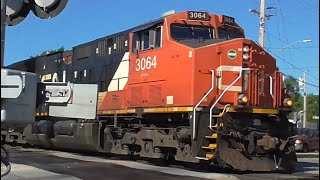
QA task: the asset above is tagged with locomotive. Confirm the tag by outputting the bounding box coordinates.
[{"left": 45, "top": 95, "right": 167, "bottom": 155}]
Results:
[{"left": 2, "top": 10, "right": 297, "bottom": 172}]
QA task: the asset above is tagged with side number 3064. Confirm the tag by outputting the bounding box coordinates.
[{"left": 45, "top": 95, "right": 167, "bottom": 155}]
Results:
[{"left": 135, "top": 56, "right": 157, "bottom": 71}]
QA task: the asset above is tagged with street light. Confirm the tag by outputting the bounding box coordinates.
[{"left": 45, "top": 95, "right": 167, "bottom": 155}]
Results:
[{"left": 270, "top": 39, "right": 312, "bottom": 55}]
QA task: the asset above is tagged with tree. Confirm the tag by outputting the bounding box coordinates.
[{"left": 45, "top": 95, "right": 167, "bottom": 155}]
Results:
[
  {"left": 284, "top": 76, "right": 303, "bottom": 118},
  {"left": 29, "top": 46, "right": 65, "bottom": 58},
  {"left": 306, "top": 94, "right": 319, "bottom": 122},
  {"left": 284, "top": 76, "right": 319, "bottom": 122}
]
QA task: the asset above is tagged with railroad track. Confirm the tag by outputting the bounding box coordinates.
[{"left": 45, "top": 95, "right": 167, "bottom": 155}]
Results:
[{"left": 3, "top": 145, "right": 319, "bottom": 180}]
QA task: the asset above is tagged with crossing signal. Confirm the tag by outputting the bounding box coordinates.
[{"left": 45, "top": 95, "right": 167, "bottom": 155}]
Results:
[
  {"left": 32, "top": 0, "right": 68, "bottom": 19},
  {"left": 5, "top": 0, "right": 68, "bottom": 26},
  {"left": 5, "top": 0, "right": 31, "bottom": 26}
]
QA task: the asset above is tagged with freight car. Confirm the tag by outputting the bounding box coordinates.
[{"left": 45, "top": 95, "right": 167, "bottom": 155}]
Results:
[{"left": 2, "top": 10, "right": 297, "bottom": 172}]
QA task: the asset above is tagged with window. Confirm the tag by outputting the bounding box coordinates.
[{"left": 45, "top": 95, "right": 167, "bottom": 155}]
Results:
[
  {"left": 218, "top": 26, "right": 244, "bottom": 40},
  {"left": 171, "top": 24, "right": 214, "bottom": 40},
  {"left": 142, "top": 31, "right": 150, "bottom": 50},
  {"left": 155, "top": 26, "right": 162, "bottom": 47},
  {"left": 132, "top": 25, "right": 162, "bottom": 52}
]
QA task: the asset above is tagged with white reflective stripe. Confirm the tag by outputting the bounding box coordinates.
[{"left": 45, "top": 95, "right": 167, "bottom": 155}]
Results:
[
  {"left": 216, "top": 65, "right": 243, "bottom": 92},
  {"left": 220, "top": 85, "right": 242, "bottom": 92},
  {"left": 52, "top": 73, "right": 58, "bottom": 82},
  {"left": 107, "top": 52, "right": 129, "bottom": 92},
  {"left": 41, "top": 74, "right": 52, "bottom": 82},
  {"left": 217, "top": 65, "right": 242, "bottom": 72},
  {"left": 108, "top": 80, "right": 118, "bottom": 92}
]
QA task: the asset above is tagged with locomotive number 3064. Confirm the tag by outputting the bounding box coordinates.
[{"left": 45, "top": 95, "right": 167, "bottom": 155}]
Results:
[{"left": 135, "top": 56, "right": 157, "bottom": 71}]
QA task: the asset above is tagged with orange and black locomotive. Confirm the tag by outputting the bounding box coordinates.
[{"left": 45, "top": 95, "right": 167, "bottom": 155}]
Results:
[{"left": 3, "top": 10, "right": 296, "bottom": 172}]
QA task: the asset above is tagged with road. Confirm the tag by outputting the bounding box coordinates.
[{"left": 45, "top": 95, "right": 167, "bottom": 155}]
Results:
[{"left": 1, "top": 147, "right": 319, "bottom": 180}]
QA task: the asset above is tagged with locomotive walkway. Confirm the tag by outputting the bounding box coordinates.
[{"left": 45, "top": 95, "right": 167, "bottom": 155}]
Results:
[{"left": 1, "top": 147, "right": 319, "bottom": 180}]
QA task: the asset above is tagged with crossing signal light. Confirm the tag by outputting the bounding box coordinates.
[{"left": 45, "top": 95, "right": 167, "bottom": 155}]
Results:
[
  {"left": 5, "top": 0, "right": 68, "bottom": 26},
  {"left": 5, "top": 0, "right": 31, "bottom": 26},
  {"left": 32, "top": 0, "right": 68, "bottom": 19}
]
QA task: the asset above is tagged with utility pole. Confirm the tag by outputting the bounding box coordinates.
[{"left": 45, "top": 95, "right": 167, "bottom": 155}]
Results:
[
  {"left": 249, "top": 0, "right": 275, "bottom": 49},
  {"left": 303, "top": 71, "right": 307, "bottom": 128},
  {"left": 259, "top": 0, "right": 266, "bottom": 48}
]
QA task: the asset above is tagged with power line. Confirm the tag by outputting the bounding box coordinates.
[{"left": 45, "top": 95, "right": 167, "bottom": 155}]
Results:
[
  {"left": 266, "top": 46, "right": 319, "bottom": 49},
  {"left": 272, "top": 0, "right": 281, "bottom": 42},
  {"left": 271, "top": 53, "right": 319, "bottom": 80},
  {"left": 283, "top": 74, "right": 319, "bottom": 88},
  {"left": 281, "top": 66, "right": 319, "bottom": 70},
  {"left": 265, "top": 32, "right": 304, "bottom": 53},
  {"left": 250, "top": 1, "right": 318, "bottom": 85},
  {"left": 248, "top": 0, "right": 260, "bottom": 5},
  {"left": 277, "top": 7, "right": 295, "bottom": 61},
  {"left": 291, "top": 0, "right": 314, "bottom": 17}
]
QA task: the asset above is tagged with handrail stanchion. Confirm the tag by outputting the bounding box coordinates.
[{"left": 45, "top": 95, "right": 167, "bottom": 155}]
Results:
[
  {"left": 209, "top": 68, "right": 249, "bottom": 124},
  {"left": 192, "top": 70, "right": 215, "bottom": 140},
  {"left": 269, "top": 76, "right": 274, "bottom": 100}
]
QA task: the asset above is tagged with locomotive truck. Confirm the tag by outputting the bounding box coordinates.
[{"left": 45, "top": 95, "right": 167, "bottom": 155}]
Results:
[{"left": 2, "top": 10, "right": 297, "bottom": 172}]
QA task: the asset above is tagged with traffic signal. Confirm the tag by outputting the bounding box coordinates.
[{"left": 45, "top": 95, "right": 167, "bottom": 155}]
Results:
[{"left": 5, "top": 0, "right": 68, "bottom": 26}]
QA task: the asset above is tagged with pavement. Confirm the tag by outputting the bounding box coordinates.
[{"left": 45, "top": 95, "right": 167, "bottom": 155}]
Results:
[
  {"left": 2, "top": 163, "right": 80, "bottom": 180},
  {"left": 1, "top": 147, "right": 319, "bottom": 180}
]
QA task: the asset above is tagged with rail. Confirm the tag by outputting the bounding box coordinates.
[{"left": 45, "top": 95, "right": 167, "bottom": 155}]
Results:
[
  {"left": 209, "top": 68, "right": 249, "bottom": 124},
  {"left": 192, "top": 70, "right": 215, "bottom": 140}
]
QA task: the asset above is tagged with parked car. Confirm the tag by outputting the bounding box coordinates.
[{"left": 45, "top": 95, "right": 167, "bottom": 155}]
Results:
[{"left": 293, "top": 128, "right": 319, "bottom": 153}]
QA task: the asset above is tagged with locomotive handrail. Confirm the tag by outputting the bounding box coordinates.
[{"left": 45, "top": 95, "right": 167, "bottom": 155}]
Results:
[
  {"left": 192, "top": 70, "right": 215, "bottom": 140},
  {"left": 269, "top": 76, "right": 274, "bottom": 100},
  {"left": 209, "top": 68, "right": 250, "bottom": 125}
]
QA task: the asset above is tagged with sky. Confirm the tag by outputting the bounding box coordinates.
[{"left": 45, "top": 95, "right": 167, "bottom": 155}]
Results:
[{"left": 4, "top": 0, "right": 319, "bottom": 94}]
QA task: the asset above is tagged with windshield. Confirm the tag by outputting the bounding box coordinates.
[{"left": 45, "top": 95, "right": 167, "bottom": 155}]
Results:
[
  {"left": 218, "top": 26, "right": 244, "bottom": 40},
  {"left": 171, "top": 24, "right": 214, "bottom": 40}
]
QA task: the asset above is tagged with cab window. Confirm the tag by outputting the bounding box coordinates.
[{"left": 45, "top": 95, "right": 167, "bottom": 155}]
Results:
[
  {"left": 170, "top": 23, "right": 215, "bottom": 40},
  {"left": 218, "top": 26, "right": 244, "bottom": 40},
  {"left": 132, "top": 25, "right": 162, "bottom": 53}
]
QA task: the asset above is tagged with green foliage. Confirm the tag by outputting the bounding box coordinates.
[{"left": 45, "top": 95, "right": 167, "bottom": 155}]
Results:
[
  {"left": 284, "top": 76, "right": 300, "bottom": 95},
  {"left": 29, "top": 46, "right": 65, "bottom": 58},
  {"left": 306, "top": 94, "right": 319, "bottom": 122}
]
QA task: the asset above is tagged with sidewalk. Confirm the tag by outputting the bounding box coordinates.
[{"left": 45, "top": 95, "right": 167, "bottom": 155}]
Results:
[{"left": 1, "top": 163, "right": 80, "bottom": 180}]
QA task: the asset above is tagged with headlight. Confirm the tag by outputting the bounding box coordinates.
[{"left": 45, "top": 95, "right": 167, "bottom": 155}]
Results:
[
  {"left": 238, "top": 94, "right": 248, "bottom": 104},
  {"left": 243, "top": 53, "right": 250, "bottom": 60},
  {"left": 243, "top": 45, "right": 250, "bottom": 53},
  {"left": 295, "top": 139, "right": 302, "bottom": 144},
  {"left": 283, "top": 98, "right": 293, "bottom": 107}
]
